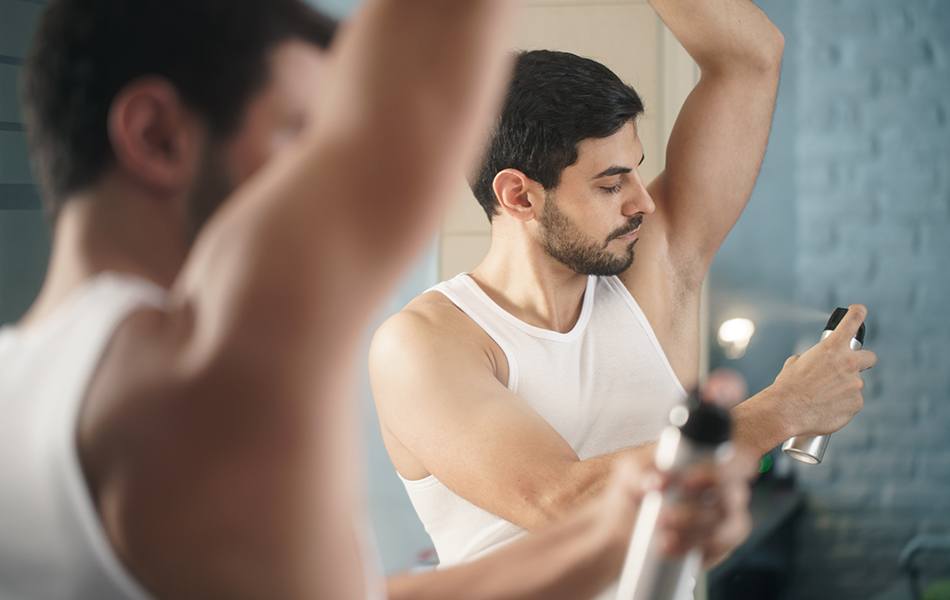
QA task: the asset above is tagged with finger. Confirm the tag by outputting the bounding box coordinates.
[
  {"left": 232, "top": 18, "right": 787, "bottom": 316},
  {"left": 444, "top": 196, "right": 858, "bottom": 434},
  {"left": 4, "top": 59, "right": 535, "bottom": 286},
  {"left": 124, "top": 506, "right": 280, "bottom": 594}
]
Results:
[
  {"left": 660, "top": 479, "right": 750, "bottom": 558},
  {"left": 701, "top": 484, "right": 752, "bottom": 566},
  {"left": 662, "top": 526, "right": 712, "bottom": 558},
  {"left": 660, "top": 531, "right": 689, "bottom": 557},
  {"left": 699, "top": 450, "right": 757, "bottom": 486},
  {"left": 659, "top": 497, "right": 724, "bottom": 526},
  {"left": 611, "top": 453, "right": 656, "bottom": 485},
  {"left": 678, "top": 465, "right": 719, "bottom": 493},
  {"left": 631, "top": 469, "right": 671, "bottom": 498},
  {"left": 659, "top": 497, "right": 726, "bottom": 539},
  {"left": 782, "top": 354, "right": 799, "bottom": 368},
  {"left": 854, "top": 349, "right": 877, "bottom": 371},
  {"left": 661, "top": 508, "right": 725, "bottom": 553},
  {"left": 679, "top": 451, "right": 757, "bottom": 494},
  {"left": 661, "top": 531, "right": 697, "bottom": 557},
  {"left": 702, "top": 509, "right": 752, "bottom": 567},
  {"left": 610, "top": 456, "right": 642, "bottom": 485},
  {"left": 728, "top": 448, "right": 760, "bottom": 482},
  {"left": 828, "top": 304, "right": 867, "bottom": 345}
]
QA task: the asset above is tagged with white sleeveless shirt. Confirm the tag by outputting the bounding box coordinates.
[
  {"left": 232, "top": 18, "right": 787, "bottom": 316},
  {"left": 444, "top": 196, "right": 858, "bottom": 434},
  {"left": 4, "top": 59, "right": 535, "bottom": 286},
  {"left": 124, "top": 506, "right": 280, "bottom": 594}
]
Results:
[
  {"left": 401, "top": 273, "right": 687, "bottom": 569},
  {"left": 0, "top": 273, "right": 385, "bottom": 600},
  {"left": 0, "top": 273, "right": 164, "bottom": 600},
  {"left": 0, "top": 272, "right": 387, "bottom": 600}
]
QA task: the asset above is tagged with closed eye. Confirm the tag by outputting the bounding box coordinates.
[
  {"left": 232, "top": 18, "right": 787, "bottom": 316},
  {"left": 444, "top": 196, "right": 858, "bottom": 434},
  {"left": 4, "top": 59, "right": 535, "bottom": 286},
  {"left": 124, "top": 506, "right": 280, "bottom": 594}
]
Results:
[{"left": 600, "top": 184, "right": 623, "bottom": 194}]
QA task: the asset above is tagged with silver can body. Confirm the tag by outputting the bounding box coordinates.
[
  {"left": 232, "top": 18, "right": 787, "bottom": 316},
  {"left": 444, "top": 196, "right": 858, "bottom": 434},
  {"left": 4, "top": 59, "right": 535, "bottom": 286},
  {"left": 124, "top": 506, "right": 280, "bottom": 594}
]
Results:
[
  {"left": 611, "top": 427, "right": 732, "bottom": 600},
  {"left": 782, "top": 331, "right": 863, "bottom": 464}
]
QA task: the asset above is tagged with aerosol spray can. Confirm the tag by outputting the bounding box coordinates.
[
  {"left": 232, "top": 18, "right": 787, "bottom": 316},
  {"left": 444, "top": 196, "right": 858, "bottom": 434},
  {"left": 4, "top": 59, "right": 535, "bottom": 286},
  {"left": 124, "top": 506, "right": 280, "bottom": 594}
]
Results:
[
  {"left": 782, "top": 307, "right": 866, "bottom": 465},
  {"left": 614, "top": 400, "right": 733, "bottom": 600}
]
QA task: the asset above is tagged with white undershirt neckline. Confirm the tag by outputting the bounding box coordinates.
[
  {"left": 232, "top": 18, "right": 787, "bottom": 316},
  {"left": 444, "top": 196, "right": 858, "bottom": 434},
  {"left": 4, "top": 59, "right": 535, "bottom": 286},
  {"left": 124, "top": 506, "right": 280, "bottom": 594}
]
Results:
[{"left": 457, "top": 274, "right": 597, "bottom": 343}]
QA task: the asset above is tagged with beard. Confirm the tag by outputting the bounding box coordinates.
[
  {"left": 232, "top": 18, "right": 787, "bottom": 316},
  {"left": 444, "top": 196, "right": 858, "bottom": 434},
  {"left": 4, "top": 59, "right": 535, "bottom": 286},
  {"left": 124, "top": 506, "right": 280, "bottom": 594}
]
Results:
[
  {"left": 537, "top": 192, "right": 640, "bottom": 276},
  {"left": 184, "top": 143, "right": 236, "bottom": 243}
]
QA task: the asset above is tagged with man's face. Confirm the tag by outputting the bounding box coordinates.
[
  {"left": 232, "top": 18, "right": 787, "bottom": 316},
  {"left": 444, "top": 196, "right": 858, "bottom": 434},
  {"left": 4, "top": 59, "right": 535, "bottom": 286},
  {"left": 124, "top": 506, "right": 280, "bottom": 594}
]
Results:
[
  {"left": 536, "top": 120, "right": 655, "bottom": 276},
  {"left": 186, "top": 40, "right": 327, "bottom": 237}
]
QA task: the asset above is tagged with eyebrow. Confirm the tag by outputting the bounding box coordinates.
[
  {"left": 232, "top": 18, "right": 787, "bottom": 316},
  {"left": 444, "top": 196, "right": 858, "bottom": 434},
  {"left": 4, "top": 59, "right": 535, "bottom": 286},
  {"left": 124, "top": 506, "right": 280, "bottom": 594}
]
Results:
[{"left": 592, "top": 155, "right": 645, "bottom": 179}]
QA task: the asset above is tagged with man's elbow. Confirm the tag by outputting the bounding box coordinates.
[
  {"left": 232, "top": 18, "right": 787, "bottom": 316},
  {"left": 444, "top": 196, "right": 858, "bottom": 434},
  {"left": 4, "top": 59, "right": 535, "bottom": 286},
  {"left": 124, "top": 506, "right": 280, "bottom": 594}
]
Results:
[
  {"left": 703, "top": 25, "right": 785, "bottom": 77},
  {"left": 744, "top": 25, "right": 785, "bottom": 75},
  {"left": 758, "top": 26, "right": 785, "bottom": 72}
]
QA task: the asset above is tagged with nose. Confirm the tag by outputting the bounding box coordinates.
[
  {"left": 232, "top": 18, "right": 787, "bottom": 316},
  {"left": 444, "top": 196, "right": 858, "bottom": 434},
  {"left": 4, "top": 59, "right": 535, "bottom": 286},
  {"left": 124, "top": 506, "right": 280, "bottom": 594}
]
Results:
[{"left": 621, "top": 178, "right": 655, "bottom": 217}]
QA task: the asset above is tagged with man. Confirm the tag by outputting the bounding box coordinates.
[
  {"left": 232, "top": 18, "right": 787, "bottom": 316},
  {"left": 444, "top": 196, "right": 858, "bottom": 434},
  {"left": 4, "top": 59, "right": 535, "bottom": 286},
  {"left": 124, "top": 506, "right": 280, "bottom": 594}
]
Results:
[
  {"left": 0, "top": 0, "right": 750, "bottom": 598},
  {"left": 371, "top": 0, "right": 877, "bottom": 575}
]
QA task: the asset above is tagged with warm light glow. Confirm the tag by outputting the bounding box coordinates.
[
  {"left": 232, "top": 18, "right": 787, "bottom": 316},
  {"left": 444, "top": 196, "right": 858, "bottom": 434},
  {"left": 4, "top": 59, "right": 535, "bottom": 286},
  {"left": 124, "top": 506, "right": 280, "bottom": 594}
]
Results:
[{"left": 718, "top": 318, "right": 756, "bottom": 359}]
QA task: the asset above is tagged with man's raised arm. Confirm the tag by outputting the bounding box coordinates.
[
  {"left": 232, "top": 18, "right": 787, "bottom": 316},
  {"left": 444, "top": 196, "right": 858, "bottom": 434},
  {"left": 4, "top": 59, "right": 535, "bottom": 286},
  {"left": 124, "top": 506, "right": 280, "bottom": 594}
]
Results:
[
  {"left": 108, "top": 2, "right": 516, "bottom": 598},
  {"left": 629, "top": 0, "right": 784, "bottom": 289},
  {"left": 179, "top": 0, "right": 517, "bottom": 321}
]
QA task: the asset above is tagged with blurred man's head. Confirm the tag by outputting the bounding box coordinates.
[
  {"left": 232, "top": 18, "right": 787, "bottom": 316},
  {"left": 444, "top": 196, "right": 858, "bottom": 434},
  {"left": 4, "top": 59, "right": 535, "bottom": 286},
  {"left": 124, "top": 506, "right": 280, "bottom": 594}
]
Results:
[
  {"left": 21, "top": 0, "right": 336, "bottom": 238},
  {"left": 472, "top": 50, "right": 656, "bottom": 276}
]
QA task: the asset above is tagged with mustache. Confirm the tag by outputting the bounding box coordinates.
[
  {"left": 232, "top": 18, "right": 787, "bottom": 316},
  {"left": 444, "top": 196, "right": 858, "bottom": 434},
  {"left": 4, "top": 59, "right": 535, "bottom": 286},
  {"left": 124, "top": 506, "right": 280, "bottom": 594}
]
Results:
[{"left": 607, "top": 215, "right": 644, "bottom": 241}]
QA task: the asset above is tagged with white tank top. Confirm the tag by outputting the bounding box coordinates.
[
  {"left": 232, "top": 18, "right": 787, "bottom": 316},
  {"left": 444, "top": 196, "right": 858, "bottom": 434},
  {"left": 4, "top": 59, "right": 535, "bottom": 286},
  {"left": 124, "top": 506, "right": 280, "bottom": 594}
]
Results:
[
  {"left": 401, "top": 273, "right": 687, "bottom": 570},
  {"left": 0, "top": 273, "right": 165, "bottom": 600},
  {"left": 0, "top": 273, "right": 386, "bottom": 600}
]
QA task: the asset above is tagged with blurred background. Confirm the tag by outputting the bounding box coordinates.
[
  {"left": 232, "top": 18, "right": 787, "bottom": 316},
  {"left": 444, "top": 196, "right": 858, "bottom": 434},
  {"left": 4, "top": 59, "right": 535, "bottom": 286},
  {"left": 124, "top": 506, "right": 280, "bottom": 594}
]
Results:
[{"left": 1, "top": 0, "right": 948, "bottom": 598}]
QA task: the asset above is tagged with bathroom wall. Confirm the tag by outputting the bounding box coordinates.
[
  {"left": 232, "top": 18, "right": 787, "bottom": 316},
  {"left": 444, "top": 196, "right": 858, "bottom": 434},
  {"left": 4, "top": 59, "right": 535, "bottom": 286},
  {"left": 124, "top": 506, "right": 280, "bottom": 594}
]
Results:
[
  {"left": 713, "top": 1, "right": 950, "bottom": 596},
  {"left": 0, "top": 0, "right": 48, "bottom": 324},
  {"left": 790, "top": 0, "right": 950, "bottom": 596}
]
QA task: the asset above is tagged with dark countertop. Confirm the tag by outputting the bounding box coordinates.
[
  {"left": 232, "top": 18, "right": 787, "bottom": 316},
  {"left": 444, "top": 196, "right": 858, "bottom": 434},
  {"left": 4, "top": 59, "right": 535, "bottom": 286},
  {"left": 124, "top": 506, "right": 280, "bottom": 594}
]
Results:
[{"left": 708, "top": 478, "right": 805, "bottom": 583}]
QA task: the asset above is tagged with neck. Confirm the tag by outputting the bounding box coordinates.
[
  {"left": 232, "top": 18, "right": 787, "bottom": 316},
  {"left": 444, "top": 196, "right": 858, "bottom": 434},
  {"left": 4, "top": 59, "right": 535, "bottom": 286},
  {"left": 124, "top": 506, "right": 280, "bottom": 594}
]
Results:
[
  {"left": 470, "top": 220, "right": 590, "bottom": 333},
  {"left": 20, "top": 181, "right": 188, "bottom": 327}
]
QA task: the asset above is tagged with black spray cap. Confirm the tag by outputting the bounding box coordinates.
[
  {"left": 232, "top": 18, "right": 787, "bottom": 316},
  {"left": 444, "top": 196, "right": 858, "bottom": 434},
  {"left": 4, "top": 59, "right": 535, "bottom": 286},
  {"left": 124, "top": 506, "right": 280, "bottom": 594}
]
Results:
[
  {"left": 825, "top": 307, "right": 866, "bottom": 345},
  {"left": 672, "top": 396, "right": 732, "bottom": 446}
]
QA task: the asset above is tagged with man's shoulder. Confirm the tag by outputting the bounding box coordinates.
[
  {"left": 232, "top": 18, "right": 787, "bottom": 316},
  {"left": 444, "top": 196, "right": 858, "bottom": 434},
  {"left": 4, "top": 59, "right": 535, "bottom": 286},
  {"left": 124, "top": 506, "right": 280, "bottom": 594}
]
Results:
[
  {"left": 371, "top": 289, "right": 495, "bottom": 376},
  {"left": 407, "top": 288, "right": 462, "bottom": 318},
  {"left": 383, "top": 289, "right": 481, "bottom": 341}
]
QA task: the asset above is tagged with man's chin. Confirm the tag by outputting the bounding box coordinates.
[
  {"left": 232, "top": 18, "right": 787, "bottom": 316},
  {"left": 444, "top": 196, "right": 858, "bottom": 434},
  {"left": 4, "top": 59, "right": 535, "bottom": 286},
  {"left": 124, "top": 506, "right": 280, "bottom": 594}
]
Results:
[
  {"left": 606, "top": 250, "right": 636, "bottom": 276},
  {"left": 578, "top": 254, "right": 634, "bottom": 277}
]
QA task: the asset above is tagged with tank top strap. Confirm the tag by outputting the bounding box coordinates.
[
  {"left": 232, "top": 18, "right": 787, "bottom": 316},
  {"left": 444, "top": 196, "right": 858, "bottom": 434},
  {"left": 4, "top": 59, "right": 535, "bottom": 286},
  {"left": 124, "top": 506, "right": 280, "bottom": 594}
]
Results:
[{"left": 428, "top": 274, "right": 522, "bottom": 392}]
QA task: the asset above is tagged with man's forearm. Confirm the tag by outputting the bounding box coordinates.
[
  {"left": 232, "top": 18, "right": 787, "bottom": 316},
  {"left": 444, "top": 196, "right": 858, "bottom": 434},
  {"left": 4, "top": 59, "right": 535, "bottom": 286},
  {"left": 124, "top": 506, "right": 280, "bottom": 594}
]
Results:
[
  {"left": 387, "top": 502, "right": 625, "bottom": 600},
  {"left": 648, "top": 0, "right": 784, "bottom": 73},
  {"left": 540, "top": 392, "right": 790, "bottom": 527},
  {"left": 731, "top": 385, "right": 795, "bottom": 456},
  {"left": 505, "top": 445, "right": 654, "bottom": 530}
]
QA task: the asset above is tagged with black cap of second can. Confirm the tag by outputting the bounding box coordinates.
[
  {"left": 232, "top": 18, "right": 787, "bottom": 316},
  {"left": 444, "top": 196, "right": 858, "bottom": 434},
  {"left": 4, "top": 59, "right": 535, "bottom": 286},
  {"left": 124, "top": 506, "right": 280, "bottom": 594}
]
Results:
[
  {"left": 677, "top": 402, "right": 732, "bottom": 446},
  {"left": 825, "top": 307, "right": 866, "bottom": 345}
]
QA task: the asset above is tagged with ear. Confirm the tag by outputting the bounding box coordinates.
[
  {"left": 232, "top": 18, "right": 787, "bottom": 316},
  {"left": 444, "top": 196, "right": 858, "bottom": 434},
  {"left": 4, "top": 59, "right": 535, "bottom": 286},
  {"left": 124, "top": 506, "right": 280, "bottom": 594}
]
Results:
[
  {"left": 107, "top": 77, "right": 204, "bottom": 193},
  {"left": 492, "top": 168, "right": 541, "bottom": 222}
]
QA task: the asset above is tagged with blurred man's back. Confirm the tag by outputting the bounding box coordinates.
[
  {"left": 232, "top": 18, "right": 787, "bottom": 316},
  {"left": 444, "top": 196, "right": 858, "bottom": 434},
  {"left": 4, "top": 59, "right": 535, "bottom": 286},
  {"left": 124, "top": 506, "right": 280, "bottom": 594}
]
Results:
[{"left": 0, "top": 0, "right": 513, "bottom": 597}]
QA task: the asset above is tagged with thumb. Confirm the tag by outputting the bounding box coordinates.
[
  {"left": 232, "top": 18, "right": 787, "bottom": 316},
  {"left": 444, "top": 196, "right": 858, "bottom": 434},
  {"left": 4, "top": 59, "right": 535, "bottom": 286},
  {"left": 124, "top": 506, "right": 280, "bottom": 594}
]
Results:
[{"left": 609, "top": 456, "right": 649, "bottom": 501}]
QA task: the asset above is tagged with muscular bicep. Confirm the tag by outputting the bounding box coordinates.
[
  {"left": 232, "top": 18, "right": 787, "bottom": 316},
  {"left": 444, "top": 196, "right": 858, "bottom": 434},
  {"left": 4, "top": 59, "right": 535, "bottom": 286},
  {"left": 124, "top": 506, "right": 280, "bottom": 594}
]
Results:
[
  {"left": 640, "top": 67, "right": 781, "bottom": 287},
  {"left": 370, "top": 312, "right": 586, "bottom": 530},
  {"left": 622, "top": 69, "right": 780, "bottom": 386}
]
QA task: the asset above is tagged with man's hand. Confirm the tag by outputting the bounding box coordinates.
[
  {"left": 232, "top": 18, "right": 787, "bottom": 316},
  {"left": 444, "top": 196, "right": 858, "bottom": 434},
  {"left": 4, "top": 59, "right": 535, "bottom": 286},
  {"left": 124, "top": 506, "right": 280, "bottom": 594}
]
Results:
[
  {"left": 596, "top": 448, "right": 755, "bottom": 573},
  {"left": 772, "top": 304, "right": 878, "bottom": 437},
  {"left": 657, "top": 449, "right": 756, "bottom": 568}
]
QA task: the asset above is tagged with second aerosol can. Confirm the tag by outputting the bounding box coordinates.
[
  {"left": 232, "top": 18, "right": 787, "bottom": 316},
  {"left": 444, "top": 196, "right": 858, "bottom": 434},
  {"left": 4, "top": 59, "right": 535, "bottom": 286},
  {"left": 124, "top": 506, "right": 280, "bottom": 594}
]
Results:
[
  {"left": 613, "top": 400, "right": 733, "bottom": 600},
  {"left": 782, "top": 307, "right": 867, "bottom": 465}
]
